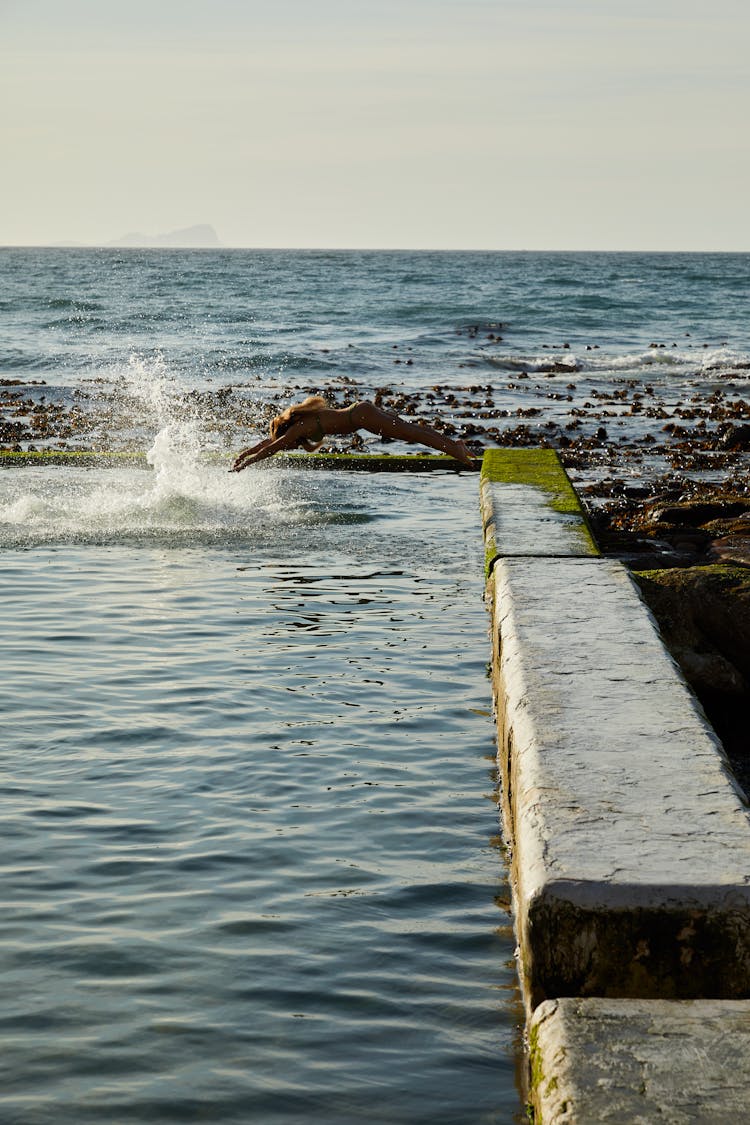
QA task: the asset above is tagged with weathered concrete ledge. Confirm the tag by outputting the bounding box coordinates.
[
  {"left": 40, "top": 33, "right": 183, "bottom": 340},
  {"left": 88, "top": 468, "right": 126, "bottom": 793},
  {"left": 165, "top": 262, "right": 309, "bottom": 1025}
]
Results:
[
  {"left": 483, "top": 451, "right": 750, "bottom": 1006},
  {"left": 482, "top": 448, "right": 750, "bottom": 1118},
  {"left": 530, "top": 997, "right": 750, "bottom": 1123},
  {"left": 492, "top": 555, "right": 750, "bottom": 1008},
  {"left": 0, "top": 450, "right": 150, "bottom": 468},
  {"left": 0, "top": 450, "right": 479, "bottom": 472},
  {"left": 480, "top": 448, "right": 598, "bottom": 573}
]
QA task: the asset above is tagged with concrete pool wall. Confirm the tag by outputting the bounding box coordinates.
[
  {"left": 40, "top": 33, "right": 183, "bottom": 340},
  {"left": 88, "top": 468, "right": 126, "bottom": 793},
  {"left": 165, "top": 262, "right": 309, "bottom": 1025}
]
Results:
[
  {"left": 0, "top": 450, "right": 476, "bottom": 471},
  {"left": 481, "top": 448, "right": 750, "bottom": 1122}
]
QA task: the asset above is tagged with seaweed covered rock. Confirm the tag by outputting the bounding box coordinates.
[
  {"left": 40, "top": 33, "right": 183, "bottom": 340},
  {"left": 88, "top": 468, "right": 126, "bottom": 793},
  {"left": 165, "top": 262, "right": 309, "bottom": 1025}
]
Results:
[
  {"left": 709, "top": 534, "right": 750, "bottom": 568},
  {"left": 646, "top": 498, "right": 750, "bottom": 528}
]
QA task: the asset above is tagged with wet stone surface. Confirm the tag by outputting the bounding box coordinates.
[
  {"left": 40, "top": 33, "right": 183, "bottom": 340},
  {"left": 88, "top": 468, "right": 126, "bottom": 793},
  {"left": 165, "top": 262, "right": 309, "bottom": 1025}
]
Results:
[
  {"left": 490, "top": 556, "right": 750, "bottom": 1007},
  {"left": 530, "top": 997, "right": 750, "bottom": 1124}
]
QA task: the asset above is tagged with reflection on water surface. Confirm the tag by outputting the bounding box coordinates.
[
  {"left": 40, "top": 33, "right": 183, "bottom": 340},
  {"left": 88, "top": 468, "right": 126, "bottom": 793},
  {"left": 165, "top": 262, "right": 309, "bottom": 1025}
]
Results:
[{"left": 0, "top": 468, "right": 521, "bottom": 1123}]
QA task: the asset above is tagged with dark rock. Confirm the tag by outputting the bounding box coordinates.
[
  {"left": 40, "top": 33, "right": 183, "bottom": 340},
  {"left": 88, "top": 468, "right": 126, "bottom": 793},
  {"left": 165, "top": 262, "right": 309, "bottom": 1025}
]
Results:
[
  {"left": 709, "top": 536, "right": 750, "bottom": 568},
  {"left": 702, "top": 514, "right": 750, "bottom": 537},
  {"left": 634, "top": 566, "right": 750, "bottom": 778},
  {"left": 647, "top": 499, "right": 750, "bottom": 527},
  {"left": 716, "top": 424, "right": 750, "bottom": 451},
  {"left": 636, "top": 566, "right": 750, "bottom": 681}
]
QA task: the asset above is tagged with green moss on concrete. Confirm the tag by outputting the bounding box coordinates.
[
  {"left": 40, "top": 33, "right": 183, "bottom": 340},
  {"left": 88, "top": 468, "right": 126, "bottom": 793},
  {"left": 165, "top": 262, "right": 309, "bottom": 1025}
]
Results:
[
  {"left": 528, "top": 1021, "right": 545, "bottom": 1093},
  {"left": 480, "top": 448, "right": 599, "bottom": 573},
  {"left": 480, "top": 448, "right": 583, "bottom": 515},
  {"left": 528, "top": 1018, "right": 563, "bottom": 1121},
  {"left": 0, "top": 450, "right": 479, "bottom": 473},
  {"left": 0, "top": 450, "right": 150, "bottom": 468}
]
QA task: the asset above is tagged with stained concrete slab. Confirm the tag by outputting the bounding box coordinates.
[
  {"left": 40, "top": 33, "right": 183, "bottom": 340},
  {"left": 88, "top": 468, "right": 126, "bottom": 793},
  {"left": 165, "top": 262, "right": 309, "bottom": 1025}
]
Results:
[
  {"left": 482, "top": 479, "right": 595, "bottom": 559},
  {"left": 479, "top": 448, "right": 597, "bottom": 569},
  {"left": 530, "top": 996, "right": 750, "bottom": 1124},
  {"left": 490, "top": 555, "right": 750, "bottom": 1007}
]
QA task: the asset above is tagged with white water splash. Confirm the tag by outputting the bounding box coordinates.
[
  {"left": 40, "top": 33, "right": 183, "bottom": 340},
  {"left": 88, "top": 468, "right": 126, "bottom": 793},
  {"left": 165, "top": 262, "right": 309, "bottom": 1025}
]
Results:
[
  {"left": 147, "top": 419, "right": 211, "bottom": 503},
  {"left": 0, "top": 355, "right": 315, "bottom": 546},
  {"left": 120, "top": 352, "right": 179, "bottom": 424},
  {"left": 0, "top": 457, "right": 315, "bottom": 547}
]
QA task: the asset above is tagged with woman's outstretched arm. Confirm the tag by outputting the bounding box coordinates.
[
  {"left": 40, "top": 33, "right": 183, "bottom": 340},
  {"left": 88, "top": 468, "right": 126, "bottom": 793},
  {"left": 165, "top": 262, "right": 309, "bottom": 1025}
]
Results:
[{"left": 230, "top": 422, "right": 307, "bottom": 472}]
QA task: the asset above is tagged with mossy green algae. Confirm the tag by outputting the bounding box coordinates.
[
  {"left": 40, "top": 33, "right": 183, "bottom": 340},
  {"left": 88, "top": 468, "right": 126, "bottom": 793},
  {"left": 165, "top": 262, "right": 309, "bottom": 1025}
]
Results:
[
  {"left": 481, "top": 448, "right": 582, "bottom": 514},
  {"left": 480, "top": 448, "right": 599, "bottom": 573},
  {"left": 528, "top": 1018, "right": 563, "bottom": 1122},
  {"left": 0, "top": 450, "right": 149, "bottom": 468},
  {"left": 0, "top": 450, "right": 479, "bottom": 472}
]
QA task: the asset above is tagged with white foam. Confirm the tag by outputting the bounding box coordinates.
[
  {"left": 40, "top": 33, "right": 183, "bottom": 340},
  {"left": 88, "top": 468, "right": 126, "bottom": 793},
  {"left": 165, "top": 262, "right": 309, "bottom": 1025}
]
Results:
[
  {"left": 487, "top": 345, "right": 750, "bottom": 377},
  {"left": 0, "top": 355, "right": 317, "bottom": 546},
  {"left": 0, "top": 457, "right": 317, "bottom": 546}
]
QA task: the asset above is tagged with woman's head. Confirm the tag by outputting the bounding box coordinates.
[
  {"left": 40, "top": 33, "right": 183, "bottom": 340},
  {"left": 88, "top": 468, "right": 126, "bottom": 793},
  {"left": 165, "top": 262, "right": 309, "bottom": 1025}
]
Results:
[{"left": 271, "top": 396, "right": 328, "bottom": 451}]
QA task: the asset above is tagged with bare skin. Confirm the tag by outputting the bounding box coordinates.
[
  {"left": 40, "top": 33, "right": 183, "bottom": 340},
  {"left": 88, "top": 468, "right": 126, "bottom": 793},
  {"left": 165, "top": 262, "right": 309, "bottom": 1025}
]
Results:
[{"left": 230, "top": 401, "right": 477, "bottom": 471}]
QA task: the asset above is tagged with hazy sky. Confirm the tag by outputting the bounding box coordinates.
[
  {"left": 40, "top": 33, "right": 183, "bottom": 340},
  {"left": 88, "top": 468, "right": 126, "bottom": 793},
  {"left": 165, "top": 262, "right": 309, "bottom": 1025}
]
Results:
[{"left": 1, "top": 0, "right": 748, "bottom": 249}]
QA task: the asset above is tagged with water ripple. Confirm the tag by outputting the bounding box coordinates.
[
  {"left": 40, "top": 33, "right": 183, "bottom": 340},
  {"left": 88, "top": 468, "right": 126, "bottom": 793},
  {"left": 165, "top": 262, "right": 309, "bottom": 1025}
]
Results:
[{"left": 0, "top": 472, "right": 519, "bottom": 1123}]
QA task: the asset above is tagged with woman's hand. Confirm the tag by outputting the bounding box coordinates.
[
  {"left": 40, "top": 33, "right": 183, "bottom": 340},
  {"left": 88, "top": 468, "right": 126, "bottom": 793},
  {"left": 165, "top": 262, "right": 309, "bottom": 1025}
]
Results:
[
  {"left": 230, "top": 451, "right": 257, "bottom": 472},
  {"left": 230, "top": 424, "right": 303, "bottom": 472},
  {"left": 231, "top": 438, "right": 274, "bottom": 472},
  {"left": 229, "top": 423, "right": 310, "bottom": 472}
]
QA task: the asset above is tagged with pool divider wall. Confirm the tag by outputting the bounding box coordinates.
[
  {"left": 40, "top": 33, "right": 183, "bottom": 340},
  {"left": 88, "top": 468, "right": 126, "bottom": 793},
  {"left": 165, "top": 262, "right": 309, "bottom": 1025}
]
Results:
[
  {"left": 480, "top": 447, "right": 750, "bottom": 1121},
  {"left": 0, "top": 450, "right": 479, "bottom": 472},
  {"left": 480, "top": 448, "right": 598, "bottom": 573}
]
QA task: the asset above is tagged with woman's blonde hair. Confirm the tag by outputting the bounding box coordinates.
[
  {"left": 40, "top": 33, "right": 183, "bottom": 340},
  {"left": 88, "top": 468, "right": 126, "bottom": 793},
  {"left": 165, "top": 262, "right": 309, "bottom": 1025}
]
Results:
[{"left": 270, "top": 396, "right": 328, "bottom": 451}]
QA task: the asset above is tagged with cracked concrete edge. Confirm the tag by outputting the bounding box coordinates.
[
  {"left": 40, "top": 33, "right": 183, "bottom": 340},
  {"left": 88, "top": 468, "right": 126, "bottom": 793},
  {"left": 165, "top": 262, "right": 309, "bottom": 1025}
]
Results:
[{"left": 529, "top": 997, "right": 750, "bottom": 1124}]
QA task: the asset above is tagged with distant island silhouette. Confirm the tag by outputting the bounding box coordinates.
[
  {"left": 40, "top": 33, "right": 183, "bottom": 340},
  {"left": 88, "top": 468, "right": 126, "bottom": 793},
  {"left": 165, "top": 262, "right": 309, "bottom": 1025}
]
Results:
[{"left": 107, "top": 224, "right": 222, "bottom": 248}]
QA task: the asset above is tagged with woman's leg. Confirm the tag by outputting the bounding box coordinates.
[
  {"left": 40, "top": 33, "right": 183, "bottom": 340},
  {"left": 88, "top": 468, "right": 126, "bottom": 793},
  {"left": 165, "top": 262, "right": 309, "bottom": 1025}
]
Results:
[{"left": 354, "top": 402, "right": 475, "bottom": 465}]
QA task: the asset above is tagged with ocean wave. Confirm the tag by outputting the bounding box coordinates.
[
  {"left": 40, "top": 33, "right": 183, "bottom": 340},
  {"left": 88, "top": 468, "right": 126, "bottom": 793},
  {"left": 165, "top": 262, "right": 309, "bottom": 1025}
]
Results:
[
  {"left": 480, "top": 345, "right": 750, "bottom": 376},
  {"left": 40, "top": 316, "right": 110, "bottom": 332},
  {"left": 482, "top": 353, "right": 581, "bottom": 374},
  {"left": 46, "top": 297, "right": 104, "bottom": 312},
  {"left": 208, "top": 350, "right": 335, "bottom": 374}
]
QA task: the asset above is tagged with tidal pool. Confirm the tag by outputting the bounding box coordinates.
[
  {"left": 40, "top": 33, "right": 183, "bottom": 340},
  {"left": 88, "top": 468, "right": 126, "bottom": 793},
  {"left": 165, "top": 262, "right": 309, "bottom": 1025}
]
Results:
[{"left": 0, "top": 460, "right": 522, "bottom": 1123}]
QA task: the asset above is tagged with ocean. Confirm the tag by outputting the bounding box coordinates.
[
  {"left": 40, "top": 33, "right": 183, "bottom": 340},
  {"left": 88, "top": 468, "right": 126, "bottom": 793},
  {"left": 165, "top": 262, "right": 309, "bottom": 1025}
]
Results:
[
  {"left": 3, "top": 250, "right": 749, "bottom": 388},
  {"left": 1, "top": 248, "right": 748, "bottom": 1122}
]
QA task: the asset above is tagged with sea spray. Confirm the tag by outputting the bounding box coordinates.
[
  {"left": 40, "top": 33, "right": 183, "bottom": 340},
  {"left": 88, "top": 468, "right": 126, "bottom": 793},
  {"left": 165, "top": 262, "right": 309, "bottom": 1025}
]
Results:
[
  {"left": 98, "top": 351, "right": 263, "bottom": 457},
  {"left": 119, "top": 352, "right": 202, "bottom": 452},
  {"left": 147, "top": 420, "right": 211, "bottom": 505},
  {"left": 0, "top": 355, "right": 307, "bottom": 547},
  {"left": 0, "top": 456, "right": 311, "bottom": 547}
]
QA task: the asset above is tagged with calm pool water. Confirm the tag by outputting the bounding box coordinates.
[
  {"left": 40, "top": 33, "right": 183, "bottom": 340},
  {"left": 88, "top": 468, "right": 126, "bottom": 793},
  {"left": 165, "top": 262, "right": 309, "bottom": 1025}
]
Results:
[{"left": 0, "top": 461, "right": 522, "bottom": 1123}]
